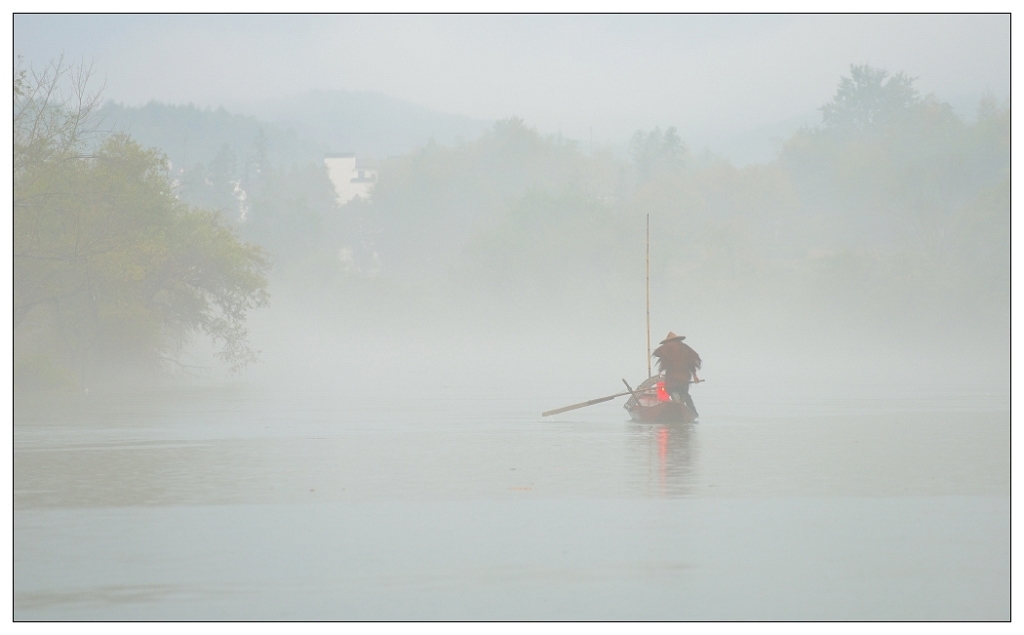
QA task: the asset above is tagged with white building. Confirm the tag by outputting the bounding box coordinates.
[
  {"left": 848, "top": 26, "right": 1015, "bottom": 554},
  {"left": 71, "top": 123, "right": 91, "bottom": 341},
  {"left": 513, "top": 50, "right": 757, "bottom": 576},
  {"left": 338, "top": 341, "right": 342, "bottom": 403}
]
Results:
[{"left": 324, "top": 153, "right": 377, "bottom": 204}]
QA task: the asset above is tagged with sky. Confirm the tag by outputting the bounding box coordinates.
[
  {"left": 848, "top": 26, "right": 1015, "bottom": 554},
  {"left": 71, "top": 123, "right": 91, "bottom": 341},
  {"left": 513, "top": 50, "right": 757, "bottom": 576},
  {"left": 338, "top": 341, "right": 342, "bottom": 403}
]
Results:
[{"left": 12, "top": 14, "right": 1011, "bottom": 147}]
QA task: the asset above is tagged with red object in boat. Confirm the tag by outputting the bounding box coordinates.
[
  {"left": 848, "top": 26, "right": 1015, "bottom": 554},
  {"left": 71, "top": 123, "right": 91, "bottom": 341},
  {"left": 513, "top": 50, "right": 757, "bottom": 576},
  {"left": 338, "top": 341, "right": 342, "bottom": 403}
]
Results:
[
  {"left": 624, "top": 375, "right": 696, "bottom": 423},
  {"left": 655, "top": 381, "right": 670, "bottom": 402}
]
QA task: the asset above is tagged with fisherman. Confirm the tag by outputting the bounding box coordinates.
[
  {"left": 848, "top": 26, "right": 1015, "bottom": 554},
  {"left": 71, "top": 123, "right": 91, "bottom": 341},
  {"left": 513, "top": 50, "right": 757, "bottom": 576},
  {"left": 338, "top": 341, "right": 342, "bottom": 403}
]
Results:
[{"left": 651, "top": 331, "right": 702, "bottom": 417}]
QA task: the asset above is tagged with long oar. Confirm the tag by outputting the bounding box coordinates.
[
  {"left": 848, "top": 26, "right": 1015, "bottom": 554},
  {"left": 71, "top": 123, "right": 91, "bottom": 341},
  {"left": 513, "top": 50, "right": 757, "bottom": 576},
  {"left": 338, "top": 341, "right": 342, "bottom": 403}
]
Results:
[{"left": 542, "top": 391, "right": 632, "bottom": 417}]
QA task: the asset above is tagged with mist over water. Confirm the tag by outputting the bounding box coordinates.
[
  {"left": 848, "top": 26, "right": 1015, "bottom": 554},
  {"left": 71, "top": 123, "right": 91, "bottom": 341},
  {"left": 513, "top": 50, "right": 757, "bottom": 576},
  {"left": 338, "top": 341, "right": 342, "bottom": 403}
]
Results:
[
  {"left": 14, "top": 294, "right": 1009, "bottom": 619},
  {"left": 13, "top": 14, "right": 1008, "bottom": 621}
]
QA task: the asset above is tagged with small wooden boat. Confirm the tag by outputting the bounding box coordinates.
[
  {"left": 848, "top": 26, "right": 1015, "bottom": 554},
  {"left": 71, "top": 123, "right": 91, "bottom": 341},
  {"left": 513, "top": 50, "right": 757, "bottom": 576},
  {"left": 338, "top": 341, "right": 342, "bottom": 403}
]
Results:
[
  {"left": 539, "top": 214, "right": 702, "bottom": 422},
  {"left": 623, "top": 375, "right": 697, "bottom": 423}
]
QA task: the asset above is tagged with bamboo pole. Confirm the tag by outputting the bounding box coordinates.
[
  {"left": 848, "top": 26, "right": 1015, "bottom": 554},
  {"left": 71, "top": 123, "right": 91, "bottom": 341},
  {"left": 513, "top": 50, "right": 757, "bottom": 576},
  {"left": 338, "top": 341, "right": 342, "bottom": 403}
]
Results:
[{"left": 646, "top": 213, "right": 651, "bottom": 378}]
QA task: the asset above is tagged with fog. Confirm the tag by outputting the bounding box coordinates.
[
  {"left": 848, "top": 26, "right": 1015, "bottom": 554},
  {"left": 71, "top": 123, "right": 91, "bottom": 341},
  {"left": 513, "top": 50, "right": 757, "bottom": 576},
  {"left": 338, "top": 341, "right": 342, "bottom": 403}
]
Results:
[
  {"left": 13, "top": 14, "right": 1009, "bottom": 621},
  {"left": 15, "top": 14, "right": 1009, "bottom": 151}
]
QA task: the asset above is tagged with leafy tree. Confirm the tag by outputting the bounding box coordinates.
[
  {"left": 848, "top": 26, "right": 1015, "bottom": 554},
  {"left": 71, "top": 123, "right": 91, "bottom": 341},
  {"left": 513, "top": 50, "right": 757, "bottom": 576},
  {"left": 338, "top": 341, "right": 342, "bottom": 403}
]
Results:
[
  {"left": 15, "top": 59, "right": 269, "bottom": 388},
  {"left": 765, "top": 65, "right": 1008, "bottom": 340},
  {"left": 820, "top": 63, "right": 922, "bottom": 132},
  {"left": 176, "top": 143, "right": 246, "bottom": 221},
  {"left": 459, "top": 190, "right": 626, "bottom": 298},
  {"left": 781, "top": 64, "right": 1006, "bottom": 255},
  {"left": 367, "top": 117, "right": 612, "bottom": 281},
  {"left": 629, "top": 126, "right": 688, "bottom": 184},
  {"left": 239, "top": 160, "right": 343, "bottom": 270}
]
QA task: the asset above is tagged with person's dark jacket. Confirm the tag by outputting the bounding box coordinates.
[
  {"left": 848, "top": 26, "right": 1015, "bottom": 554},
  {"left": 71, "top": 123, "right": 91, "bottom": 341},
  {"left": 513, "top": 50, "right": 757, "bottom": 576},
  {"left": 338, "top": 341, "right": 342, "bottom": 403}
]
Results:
[{"left": 652, "top": 340, "right": 701, "bottom": 390}]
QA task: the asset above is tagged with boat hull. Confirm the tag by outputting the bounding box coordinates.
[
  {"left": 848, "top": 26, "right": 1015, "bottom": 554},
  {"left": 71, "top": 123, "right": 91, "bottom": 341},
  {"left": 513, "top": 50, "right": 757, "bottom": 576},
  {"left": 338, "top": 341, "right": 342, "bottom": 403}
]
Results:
[
  {"left": 624, "top": 376, "right": 697, "bottom": 423},
  {"left": 626, "top": 400, "right": 696, "bottom": 423}
]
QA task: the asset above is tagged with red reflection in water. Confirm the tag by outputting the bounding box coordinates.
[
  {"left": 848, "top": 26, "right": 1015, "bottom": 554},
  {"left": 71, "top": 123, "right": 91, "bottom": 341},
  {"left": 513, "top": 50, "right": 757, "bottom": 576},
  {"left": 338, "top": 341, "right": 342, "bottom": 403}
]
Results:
[{"left": 658, "top": 427, "right": 669, "bottom": 493}]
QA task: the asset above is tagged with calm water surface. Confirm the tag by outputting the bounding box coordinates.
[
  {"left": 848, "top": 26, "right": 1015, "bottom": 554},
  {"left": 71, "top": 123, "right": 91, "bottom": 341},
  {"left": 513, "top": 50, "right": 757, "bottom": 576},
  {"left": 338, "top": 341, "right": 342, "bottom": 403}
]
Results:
[{"left": 14, "top": 376, "right": 1009, "bottom": 620}]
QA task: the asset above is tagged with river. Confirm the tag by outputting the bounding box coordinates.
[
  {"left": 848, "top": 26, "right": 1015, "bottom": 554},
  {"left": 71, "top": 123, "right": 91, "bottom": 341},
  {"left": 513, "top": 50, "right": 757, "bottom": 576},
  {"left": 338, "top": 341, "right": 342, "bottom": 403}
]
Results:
[{"left": 14, "top": 349, "right": 1009, "bottom": 620}]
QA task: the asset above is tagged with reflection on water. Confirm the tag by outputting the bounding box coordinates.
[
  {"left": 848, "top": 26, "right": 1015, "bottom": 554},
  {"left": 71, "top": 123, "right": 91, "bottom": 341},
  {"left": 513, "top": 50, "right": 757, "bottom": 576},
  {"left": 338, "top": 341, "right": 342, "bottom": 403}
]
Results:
[
  {"left": 16, "top": 584, "right": 213, "bottom": 612},
  {"left": 626, "top": 422, "right": 696, "bottom": 497},
  {"left": 14, "top": 382, "right": 1010, "bottom": 619},
  {"left": 15, "top": 440, "right": 271, "bottom": 508}
]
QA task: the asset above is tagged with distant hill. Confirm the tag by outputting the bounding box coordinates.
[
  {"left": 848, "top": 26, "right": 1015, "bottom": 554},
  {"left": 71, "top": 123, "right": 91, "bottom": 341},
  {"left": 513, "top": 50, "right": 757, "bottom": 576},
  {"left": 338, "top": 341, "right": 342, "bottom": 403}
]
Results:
[
  {"left": 240, "top": 89, "right": 493, "bottom": 160},
  {"left": 99, "top": 91, "right": 493, "bottom": 170},
  {"left": 98, "top": 101, "right": 324, "bottom": 170}
]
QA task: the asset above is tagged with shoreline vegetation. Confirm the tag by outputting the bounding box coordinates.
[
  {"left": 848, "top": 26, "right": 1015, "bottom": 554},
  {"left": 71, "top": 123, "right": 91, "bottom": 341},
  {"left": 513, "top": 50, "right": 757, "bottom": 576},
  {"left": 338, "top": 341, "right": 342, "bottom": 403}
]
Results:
[{"left": 15, "top": 59, "right": 1008, "bottom": 393}]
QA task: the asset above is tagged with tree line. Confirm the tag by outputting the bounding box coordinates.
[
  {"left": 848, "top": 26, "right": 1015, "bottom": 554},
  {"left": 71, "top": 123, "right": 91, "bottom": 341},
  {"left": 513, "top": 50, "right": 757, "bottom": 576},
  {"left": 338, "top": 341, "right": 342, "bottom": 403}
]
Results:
[
  {"left": 131, "top": 62, "right": 1008, "bottom": 342},
  {"left": 15, "top": 59, "right": 1008, "bottom": 389},
  {"left": 14, "top": 58, "right": 270, "bottom": 390}
]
